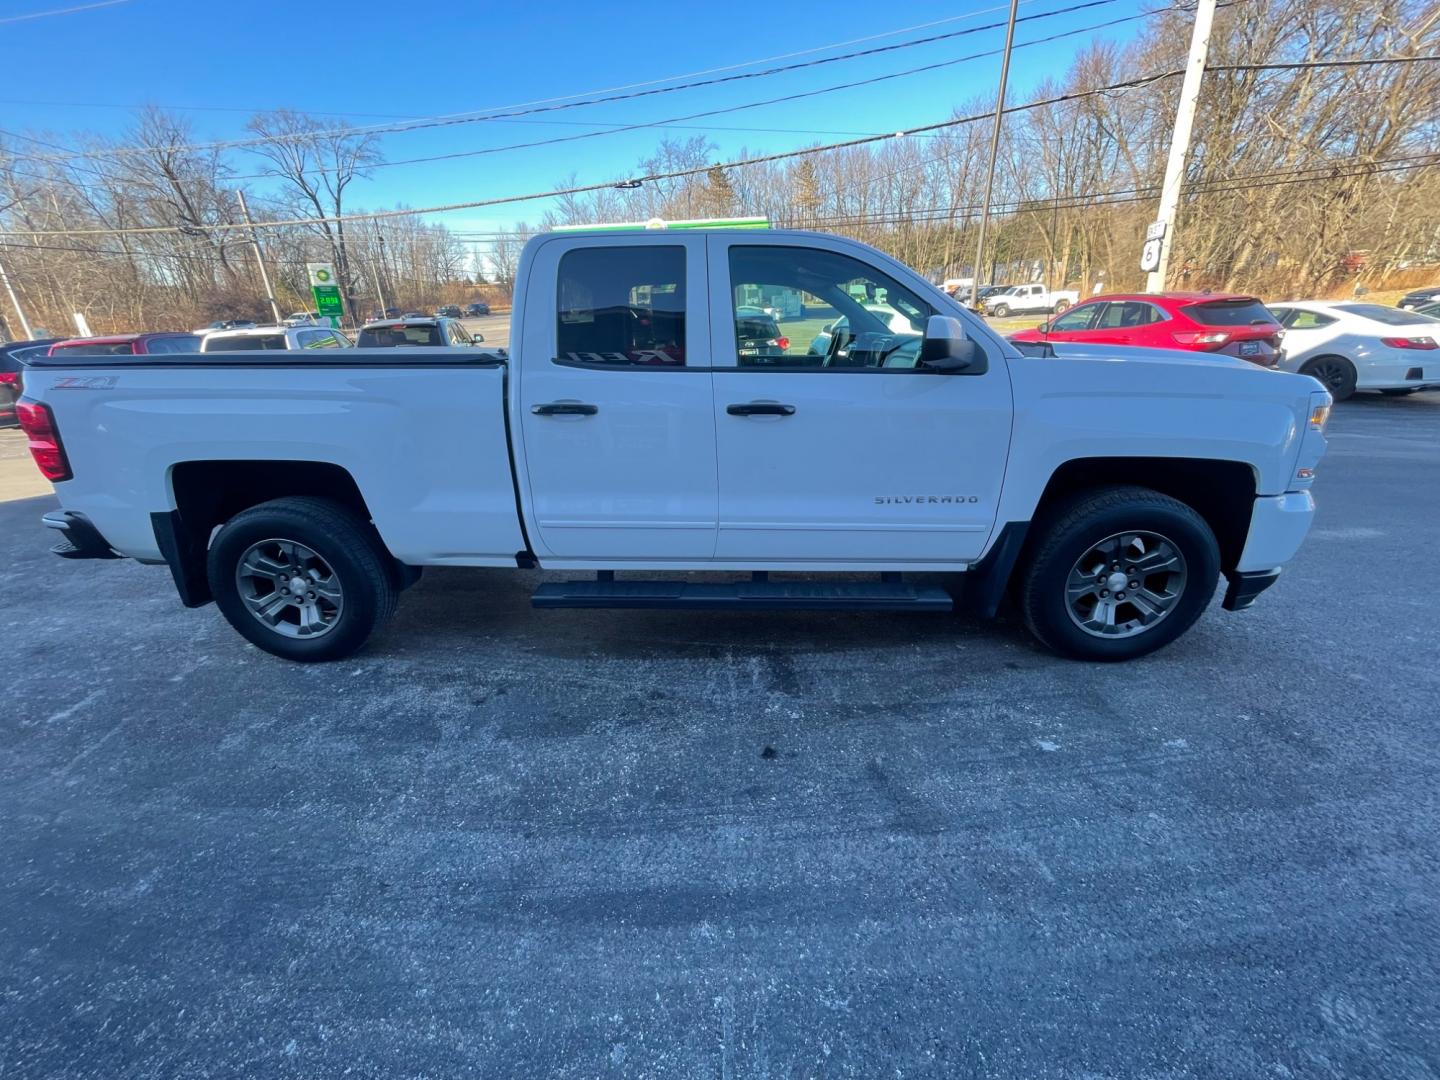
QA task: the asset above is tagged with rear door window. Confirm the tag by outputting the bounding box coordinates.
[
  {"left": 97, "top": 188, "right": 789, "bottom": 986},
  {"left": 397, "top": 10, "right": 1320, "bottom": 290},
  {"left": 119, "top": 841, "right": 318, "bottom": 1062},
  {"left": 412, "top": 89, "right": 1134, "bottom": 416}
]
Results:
[
  {"left": 557, "top": 246, "right": 686, "bottom": 366},
  {"left": 1096, "top": 301, "right": 1162, "bottom": 329},
  {"left": 1277, "top": 309, "right": 1336, "bottom": 330}
]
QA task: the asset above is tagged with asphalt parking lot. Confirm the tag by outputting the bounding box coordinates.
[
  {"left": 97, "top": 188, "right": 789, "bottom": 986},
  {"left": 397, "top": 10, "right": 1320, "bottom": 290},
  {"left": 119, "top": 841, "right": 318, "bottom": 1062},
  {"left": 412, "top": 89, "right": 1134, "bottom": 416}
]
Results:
[
  {"left": 3, "top": 395, "right": 1439, "bottom": 1078},
  {"left": 460, "top": 313, "right": 509, "bottom": 349}
]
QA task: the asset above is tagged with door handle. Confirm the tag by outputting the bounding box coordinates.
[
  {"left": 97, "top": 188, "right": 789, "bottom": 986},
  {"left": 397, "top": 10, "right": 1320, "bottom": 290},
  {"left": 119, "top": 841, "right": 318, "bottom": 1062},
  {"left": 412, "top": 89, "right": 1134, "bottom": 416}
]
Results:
[
  {"left": 726, "top": 402, "right": 796, "bottom": 417},
  {"left": 532, "top": 402, "right": 598, "bottom": 416}
]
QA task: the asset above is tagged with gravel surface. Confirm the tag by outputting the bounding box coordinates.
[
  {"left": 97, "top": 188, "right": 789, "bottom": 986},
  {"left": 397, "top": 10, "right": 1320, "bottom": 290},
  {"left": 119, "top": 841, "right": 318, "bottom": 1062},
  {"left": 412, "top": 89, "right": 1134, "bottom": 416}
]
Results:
[{"left": 2, "top": 394, "right": 1438, "bottom": 1078}]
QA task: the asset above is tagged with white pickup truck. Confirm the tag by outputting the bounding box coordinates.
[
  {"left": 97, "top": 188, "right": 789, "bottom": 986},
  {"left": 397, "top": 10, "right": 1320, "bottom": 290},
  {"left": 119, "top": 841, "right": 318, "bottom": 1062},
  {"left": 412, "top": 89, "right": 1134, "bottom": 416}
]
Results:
[
  {"left": 19, "top": 227, "right": 1329, "bottom": 663},
  {"left": 981, "top": 284, "right": 1080, "bottom": 317}
]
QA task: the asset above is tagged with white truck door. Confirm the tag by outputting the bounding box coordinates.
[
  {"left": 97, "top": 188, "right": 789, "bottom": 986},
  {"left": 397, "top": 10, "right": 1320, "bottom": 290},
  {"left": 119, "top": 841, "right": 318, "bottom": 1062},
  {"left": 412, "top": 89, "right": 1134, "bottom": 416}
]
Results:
[
  {"left": 706, "top": 236, "right": 1012, "bottom": 564},
  {"left": 516, "top": 234, "right": 717, "bottom": 560}
]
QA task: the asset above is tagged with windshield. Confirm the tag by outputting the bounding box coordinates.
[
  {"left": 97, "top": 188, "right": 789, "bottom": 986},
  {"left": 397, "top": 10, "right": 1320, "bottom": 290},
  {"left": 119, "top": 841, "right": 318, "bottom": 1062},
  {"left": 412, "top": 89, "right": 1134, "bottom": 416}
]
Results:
[
  {"left": 205, "top": 334, "right": 288, "bottom": 351},
  {"left": 357, "top": 324, "right": 444, "bottom": 347},
  {"left": 1335, "top": 303, "right": 1440, "bottom": 326}
]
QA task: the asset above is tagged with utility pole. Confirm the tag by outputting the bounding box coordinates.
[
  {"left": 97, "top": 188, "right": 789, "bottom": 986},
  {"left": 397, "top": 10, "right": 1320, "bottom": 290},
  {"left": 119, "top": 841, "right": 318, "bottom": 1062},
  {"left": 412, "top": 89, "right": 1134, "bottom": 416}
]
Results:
[
  {"left": 1145, "top": 0, "right": 1216, "bottom": 292},
  {"left": 971, "top": 0, "right": 1020, "bottom": 303},
  {"left": 366, "top": 230, "right": 388, "bottom": 316},
  {"left": 0, "top": 254, "right": 35, "bottom": 340},
  {"left": 236, "top": 189, "right": 283, "bottom": 324}
]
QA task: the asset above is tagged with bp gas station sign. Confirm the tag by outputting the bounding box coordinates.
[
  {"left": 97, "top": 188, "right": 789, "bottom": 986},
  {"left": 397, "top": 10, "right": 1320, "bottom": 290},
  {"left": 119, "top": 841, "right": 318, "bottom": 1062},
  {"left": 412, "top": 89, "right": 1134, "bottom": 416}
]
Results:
[{"left": 306, "top": 262, "right": 343, "bottom": 326}]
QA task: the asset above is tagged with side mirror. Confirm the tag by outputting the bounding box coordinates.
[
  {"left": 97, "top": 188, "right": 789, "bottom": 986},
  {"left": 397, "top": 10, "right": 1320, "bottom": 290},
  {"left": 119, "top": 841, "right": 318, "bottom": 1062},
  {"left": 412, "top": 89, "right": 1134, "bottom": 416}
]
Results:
[
  {"left": 473, "top": 333, "right": 485, "bottom": 343},
  {"left": 918, "top": 315, "right": 981, "bottom": 373},
  {"left": 821, "top": 323, "right": 833, "bottom": 334}
]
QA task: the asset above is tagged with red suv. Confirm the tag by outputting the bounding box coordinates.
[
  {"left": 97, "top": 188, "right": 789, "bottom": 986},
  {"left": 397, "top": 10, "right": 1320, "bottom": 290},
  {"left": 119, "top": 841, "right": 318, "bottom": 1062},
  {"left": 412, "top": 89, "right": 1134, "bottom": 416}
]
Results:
[
  {"left": 1009, "top": 292, "right": 1283, "bottom": 366},
  {"left": 46, "top": 331, "right": 202, "bottom": 357}
]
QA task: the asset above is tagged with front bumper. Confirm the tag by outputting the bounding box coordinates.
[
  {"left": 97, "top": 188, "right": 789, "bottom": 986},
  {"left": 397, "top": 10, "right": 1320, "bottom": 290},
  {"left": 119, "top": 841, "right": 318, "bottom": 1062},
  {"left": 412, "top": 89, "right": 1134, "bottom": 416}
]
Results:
[
  {"left": 1235, "top": 491, "right": 1315, "bottom": 573},
  {"left": 42, "top": 510, "right": 122, "bottom": 560},
  {"left": 1222, "top": 492, "right": 1317, "bottom": 612}
]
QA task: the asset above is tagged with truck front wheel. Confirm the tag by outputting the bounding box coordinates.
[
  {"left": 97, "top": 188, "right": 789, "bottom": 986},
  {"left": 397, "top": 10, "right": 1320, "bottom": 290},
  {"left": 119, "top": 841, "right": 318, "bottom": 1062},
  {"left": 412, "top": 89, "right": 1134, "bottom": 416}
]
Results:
[
  {"left": 1053, "top": 299, "right": 1071, "bottom": 313},
  {"left": 1019, "top": 486, "right": 1219, "bottom": 661},
  {"left": 207, "top": 496, "right": 397, "bottom": 662},
  {"left": 990, "top": 303, "right": 1010, "bottom": 318}
]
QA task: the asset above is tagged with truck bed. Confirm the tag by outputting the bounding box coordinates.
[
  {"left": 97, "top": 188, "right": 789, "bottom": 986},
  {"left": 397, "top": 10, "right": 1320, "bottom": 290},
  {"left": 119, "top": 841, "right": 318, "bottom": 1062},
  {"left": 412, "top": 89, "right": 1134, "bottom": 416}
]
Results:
[{"left": 22, "top": 349, "right": 528, "bottom": 567}]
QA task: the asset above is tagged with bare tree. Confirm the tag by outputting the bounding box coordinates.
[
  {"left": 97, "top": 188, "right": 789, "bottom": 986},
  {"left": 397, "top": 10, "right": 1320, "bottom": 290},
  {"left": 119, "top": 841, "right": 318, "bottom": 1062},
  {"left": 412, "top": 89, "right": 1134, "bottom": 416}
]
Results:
[{"left": 243, "top": 110, "right": 383, "bottom": 323}]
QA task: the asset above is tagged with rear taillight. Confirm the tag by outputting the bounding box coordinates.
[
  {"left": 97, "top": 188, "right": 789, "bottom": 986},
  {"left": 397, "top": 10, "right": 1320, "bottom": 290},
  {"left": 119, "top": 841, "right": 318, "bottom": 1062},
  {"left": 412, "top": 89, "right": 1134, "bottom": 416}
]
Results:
[
  {"left": 776, "top": 337, "right": 790, "bottom": 351},
  {"left": 1380, "top": 336, "right": 1437, "bottom": 350},
  {"left": 1171, "top": 330, "right": 1231, "bottom": 350},
  {"left": 16, "top": 400, "right": 72, "bottom": 482},
  {"left": 0, "top": 371, "right": 18, "bottom": 387}
]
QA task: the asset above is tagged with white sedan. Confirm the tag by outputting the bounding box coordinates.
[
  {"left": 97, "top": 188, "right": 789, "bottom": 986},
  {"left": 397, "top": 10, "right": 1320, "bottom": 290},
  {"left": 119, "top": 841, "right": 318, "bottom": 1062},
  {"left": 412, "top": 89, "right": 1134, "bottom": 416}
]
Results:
[{"left": 1267, "top": 301, "right": 1440, "bottom": 400}]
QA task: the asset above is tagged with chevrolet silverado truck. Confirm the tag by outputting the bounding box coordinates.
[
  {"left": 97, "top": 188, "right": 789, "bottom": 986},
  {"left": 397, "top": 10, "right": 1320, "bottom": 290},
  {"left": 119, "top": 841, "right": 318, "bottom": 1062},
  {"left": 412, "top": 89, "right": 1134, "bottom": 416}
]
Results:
[
  {"left": 981, "top": 284, "right": 1079, "bottom": 318},
  {"left": 18, "top": 227, "right": 1329, "bottom": 663}
]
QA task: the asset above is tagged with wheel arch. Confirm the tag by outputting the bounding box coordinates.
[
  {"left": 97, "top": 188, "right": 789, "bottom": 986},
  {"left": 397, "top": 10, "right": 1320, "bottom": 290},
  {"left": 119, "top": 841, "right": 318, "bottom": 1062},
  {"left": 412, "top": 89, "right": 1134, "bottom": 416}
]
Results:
[
  {"left": 155, "top": 459, "right": 389, "bottom": 608},
  {"left": 1033, "top": 456, "right": 1257, "bottom": 570},
  {"left": 967, "top": 455, "right": 1257, "bottom": 617}
]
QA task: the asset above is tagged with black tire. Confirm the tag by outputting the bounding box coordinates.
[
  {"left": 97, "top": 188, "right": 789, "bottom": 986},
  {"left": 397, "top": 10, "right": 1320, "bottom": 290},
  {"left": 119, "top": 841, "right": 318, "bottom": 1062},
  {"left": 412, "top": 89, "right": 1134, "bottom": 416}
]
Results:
[
  {"left": 207, "top": 496, "right": 397, "bottom": 662},
  {"left": 1019, "top": 486, "right": 1220, "bottom": 662},
  {"left": 1300, "top": 355, "right": 1357, "bottom": 402},
  {"left": 1379, "top": 388, "right": 1416, "bottom": 397},
  {"left": 1053, "top": 299, "right": 1071, "bottom": 314},
  {"left": 991, "top": 303, "right": 1010, "bottom": 318}
]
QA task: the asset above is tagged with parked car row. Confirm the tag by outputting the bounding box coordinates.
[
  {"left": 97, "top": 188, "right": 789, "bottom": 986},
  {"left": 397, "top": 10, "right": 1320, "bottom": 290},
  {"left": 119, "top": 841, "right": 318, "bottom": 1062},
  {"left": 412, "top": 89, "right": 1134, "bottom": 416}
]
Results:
[
  {"left": 1005, "top": 291, "right": 1440, "bottom": 400},
  {"left": 371, "top": 302, "right": 490, "bottom": 320},
  {"left": 0, "top": 315, "right": 496, "bottom": 424}
]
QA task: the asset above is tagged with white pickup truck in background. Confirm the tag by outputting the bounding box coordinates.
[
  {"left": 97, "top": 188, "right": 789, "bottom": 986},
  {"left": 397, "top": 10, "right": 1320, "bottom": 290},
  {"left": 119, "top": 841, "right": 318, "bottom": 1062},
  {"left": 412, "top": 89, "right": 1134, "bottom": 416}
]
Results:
[
  {"left": 19, "top": 227, "right": 1329, "bottom": 663},
  {"left": 981, "top": 283, "right": 1080, "bottom": 317}
]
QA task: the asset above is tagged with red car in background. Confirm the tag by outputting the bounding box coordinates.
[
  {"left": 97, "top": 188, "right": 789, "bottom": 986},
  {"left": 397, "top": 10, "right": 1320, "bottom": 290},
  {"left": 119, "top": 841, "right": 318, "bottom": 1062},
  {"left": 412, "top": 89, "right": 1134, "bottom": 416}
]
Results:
[
  {"left": 1009, "top": 292, "right": 1283, "bottom": 366},
  {"left": 47, "top": 331, "right": 202, "bottom": 357}
]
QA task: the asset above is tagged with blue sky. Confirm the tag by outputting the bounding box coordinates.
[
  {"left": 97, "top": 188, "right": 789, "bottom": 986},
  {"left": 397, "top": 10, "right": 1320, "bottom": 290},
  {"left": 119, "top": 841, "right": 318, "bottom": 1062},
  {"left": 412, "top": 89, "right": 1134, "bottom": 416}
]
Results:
[{"left": 3, "top": 0, "right": 1149, "bottom": 235}]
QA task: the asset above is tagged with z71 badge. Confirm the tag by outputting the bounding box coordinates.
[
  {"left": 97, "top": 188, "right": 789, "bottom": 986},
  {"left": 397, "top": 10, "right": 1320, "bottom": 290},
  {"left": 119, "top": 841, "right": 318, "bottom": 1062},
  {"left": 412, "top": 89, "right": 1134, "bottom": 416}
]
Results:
[{"left": 51, "top": 376, "right": 119, "bottom": 390}]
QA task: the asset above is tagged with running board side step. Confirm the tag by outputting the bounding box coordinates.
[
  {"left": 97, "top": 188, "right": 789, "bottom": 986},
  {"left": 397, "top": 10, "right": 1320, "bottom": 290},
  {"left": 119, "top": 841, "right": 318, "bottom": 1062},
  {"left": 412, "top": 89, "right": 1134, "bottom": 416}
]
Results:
[{"left": 532, "top": 580, "right": 953, "bottom": 611}]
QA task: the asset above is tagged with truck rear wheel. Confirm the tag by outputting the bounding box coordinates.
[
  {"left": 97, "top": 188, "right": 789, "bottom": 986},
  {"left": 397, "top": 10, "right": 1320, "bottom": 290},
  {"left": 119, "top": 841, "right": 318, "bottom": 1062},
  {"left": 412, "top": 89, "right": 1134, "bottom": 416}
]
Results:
[
  {"left": 1019, "top": 486, "right": 1219, "bottom": 661},
  {"left": 207, "top": 496, "right": 397, "bottom": 662}
]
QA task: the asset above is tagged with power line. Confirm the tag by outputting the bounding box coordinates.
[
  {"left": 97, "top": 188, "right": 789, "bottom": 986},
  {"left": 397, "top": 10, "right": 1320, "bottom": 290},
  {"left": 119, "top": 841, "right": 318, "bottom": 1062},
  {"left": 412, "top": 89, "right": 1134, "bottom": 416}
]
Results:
[
  {"left": 798, "top": 157, "right": 1440, "bottom": 228},
  {"left": 4, "top": 154, "right": 1430, "bottom": 259},
  {"left": 225, "top": 6, "right": 1156, "bottom": 182},
  {"left": 0, "top": 0, "right": 129, "bottom": 25},
  {"left": 11, "top": 0, "right": 1129, "bottom": 163},
  {"left": 2, "top": 55, "right": 1434, "bottom": 240},
  {"left": 0, "top": 68, "right": 1186, "bottom": 237},
  {"left": 1210, "top": 55, "right": 1440, "bottom": 71},
  {"left": 0, "top": 1, "right": 1047, "bottom": 120}
]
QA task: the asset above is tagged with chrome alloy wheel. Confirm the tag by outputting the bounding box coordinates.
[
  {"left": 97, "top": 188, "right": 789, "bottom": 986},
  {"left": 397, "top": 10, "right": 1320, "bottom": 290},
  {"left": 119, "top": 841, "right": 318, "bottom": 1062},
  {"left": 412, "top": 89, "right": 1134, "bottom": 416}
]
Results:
[
  {"left": 234, "top": 538, "right": 344, "bottom": 639},
  {"left": 1064, "top": 530, "right": 1187, "bottom": 639}
]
